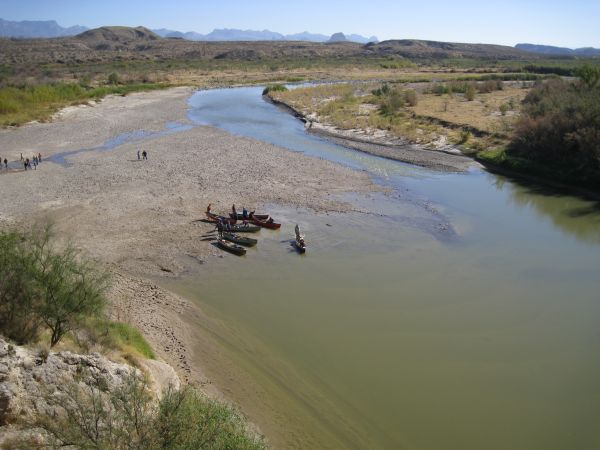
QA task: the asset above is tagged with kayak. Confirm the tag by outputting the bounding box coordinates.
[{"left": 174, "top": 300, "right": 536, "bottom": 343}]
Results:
[
  {"left": 230, "top": 212, "right": 270, "bottom": 221},
  {"left": 222, "top": 232, "right": 258, "bottom": 247},
  {"left": 216, "top": 238, "right": 246, "bottom": 256},
  {"left": 230, "top": 224, "right": 261, "bottom": 233}
]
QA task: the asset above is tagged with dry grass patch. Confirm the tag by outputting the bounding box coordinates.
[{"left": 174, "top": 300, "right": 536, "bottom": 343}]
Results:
[{"left": 412, "top": 86, "right": 529, "bottom": 133}]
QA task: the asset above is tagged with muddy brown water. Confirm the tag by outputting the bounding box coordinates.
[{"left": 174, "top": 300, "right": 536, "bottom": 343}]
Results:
[{"left": 164, "top": 87, "right": 600, "bottom": 450}]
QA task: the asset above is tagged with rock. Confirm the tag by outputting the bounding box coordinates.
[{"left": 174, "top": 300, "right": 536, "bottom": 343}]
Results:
[{"left": 0, "top": 337, "right": 143, "bottom": 431}]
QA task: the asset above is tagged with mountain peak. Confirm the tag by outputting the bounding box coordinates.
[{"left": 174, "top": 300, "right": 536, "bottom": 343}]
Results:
[{"left": 328, "top": 32, "right": 347, "bottom": 43}]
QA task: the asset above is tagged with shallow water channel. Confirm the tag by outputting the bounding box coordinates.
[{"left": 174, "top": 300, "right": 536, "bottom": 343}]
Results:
[{"left": 166, "top": 87, "right": 600, "bottom": 450}]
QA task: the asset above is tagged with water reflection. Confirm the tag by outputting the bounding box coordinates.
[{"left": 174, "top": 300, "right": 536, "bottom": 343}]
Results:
[{"left": 492, "top": 176, "right": 600, "bottom": 243}]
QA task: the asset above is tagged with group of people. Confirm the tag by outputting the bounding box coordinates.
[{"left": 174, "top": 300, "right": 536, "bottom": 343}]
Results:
[
  {"left": 232, "top": 204, "right": 253, "bottom": 219},
  {"left": 137, "top": 150, "right": 148, "bottom": 160},
  {"left": 215, "top": 218, "right": 234, "bottom": 237},
  {"left": 22, "top": 153, "right": 42, "bottom": 171},
  {"left": 0, "top": 152, "right": 42, "bottom": 172}
]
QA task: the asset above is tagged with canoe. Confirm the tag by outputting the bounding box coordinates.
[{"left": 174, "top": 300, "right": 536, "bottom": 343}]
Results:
[
  {"left": 229, "top": 224, "right": 261, "bottom": 233},
  {"left": 293, "top": 239, "right": 306, "bottom": 253},
  {"left": 206, "top": 211, "right": 236, "bottom": 224},
  {"left": 252, "top": 217, "right": 281, "bottom": 230},
  {"left": 216, "top": 238, "right": 246, "bottom": 256},
  {"left": 293, "top": 236, "right": 306, "bottom": 253},
  {"left": 230, "top": 212, "right": 270, "bottom": 221},
  {"left": 222, "top": 232, "right": 258, "bottom": 247}
]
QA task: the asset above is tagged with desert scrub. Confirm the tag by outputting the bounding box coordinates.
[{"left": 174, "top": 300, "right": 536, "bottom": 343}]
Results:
[{"left": 32, "top": 373, "right": 268, "bottom": 450}]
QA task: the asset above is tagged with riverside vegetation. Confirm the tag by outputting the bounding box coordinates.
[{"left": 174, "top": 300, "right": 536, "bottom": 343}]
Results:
[
  {"left": 0, "top": 224, "right": 267, "bottom": 449},
  {"left": 268, "top": 65, "right": 600, "bottom": 191}
]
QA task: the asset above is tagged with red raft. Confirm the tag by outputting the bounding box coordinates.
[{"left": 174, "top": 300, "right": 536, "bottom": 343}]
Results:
[{"left": 251, "top": 216, "right": 281, "bottom": 230}]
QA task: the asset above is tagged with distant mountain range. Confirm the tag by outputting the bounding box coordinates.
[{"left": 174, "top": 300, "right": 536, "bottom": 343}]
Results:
[
  {"left": 0, "top": 18, "right": 87, "bottom": 38},
  {"left": 0, "top": 18, "right": 377, "bottom": 43},
  {"left": 151, "top": 28, "right": 378, "bottom": 43},
  {"left": 516, "top": 43, "right": 600, "bottom": 57}
]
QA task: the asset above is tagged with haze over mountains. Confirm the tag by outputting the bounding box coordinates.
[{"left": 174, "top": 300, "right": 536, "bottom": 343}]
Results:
[
  {"left": 516, "top": 43, "right": 600, "bottom": 57},
  {"left": 0, "top": 18, "right": 377, "bottom": 43},
  {"left": 152, "top": 28, "right": 378, "bottom": 43},
  {"left": 0, "top": 18, "right": 87, "bottom": 38}
]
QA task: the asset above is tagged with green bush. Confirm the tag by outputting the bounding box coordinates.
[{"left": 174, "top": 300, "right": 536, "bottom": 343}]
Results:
[
  {"left": 107, "top": 72, "right": 120, "bottom": 85},
  {"left": 459, "top": 130, "right": 472, "bottom": 144},
  {"left": 262, "top": 84, "right": 288, "bottom": 95},
  {"left": 405, "top": 89, "right": 418, "bottom": 106},
  {"left": 0, "top": 224, "right": 108, "bottom": 347},
  {"left": 0, "top": 231, "right": 41, "bottom": 344},
  {"left": 35, "top": 373, "right": 267, "bottom": 450},
  {"left": 465, "top": 84, "right": 476, "bottom": 101},
  {"left": 508, "top": 78, "right": 600, "bottom": 188}
]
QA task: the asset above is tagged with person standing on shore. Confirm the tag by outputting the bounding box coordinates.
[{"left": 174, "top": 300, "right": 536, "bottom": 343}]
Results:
[
  {"left": 137, "top": 150, "right": 140, "bottom": 160},
  {"left": 142, "top": 150, "right": 147, "bottom": 160},
  {"left": 3, "top": 158, "right": 7, "bottom": 169},
  {"left": 20, "top": 153, "right": 23, "bottom": 162},
  {"left": 38, "top": 152, "right": 42, "bottom": 162}
]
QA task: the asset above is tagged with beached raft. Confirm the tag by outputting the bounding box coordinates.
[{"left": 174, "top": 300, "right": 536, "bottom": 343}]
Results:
[
  {"left": 230, "top": 212, "right": 270, "bottom": 221},
  {"left": 221, "top": 232, "right": 257, "bottom": 247},
  {"left": 229, "top": 223, "right": 261, "bottom": 233},
  {"left": 216, "top": 238, "right": 246, "bottom": 256},
  {"left": 252, "top": 216, "right": 281, "bottom": 230}
]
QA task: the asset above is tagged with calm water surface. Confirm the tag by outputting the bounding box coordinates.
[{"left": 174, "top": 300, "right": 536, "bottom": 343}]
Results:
[{"left": 166, "top": 87, "right": 600, "bottom": 450}]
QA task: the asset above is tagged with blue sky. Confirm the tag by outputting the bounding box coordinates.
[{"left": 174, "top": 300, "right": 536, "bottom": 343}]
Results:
[{"left": 2, "top": 0, "right": 599, "bottom": 47}]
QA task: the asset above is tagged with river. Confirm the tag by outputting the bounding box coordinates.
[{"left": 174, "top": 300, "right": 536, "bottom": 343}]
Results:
[{"left": 165, "top": 86, "right": 600, "bottom": 450}]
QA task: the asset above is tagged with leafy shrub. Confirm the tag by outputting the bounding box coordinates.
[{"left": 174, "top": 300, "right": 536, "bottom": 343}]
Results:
[
  {"left": 405, "top": 89, "right": 418, "bottom": 106},
  {"left": 459, "top": 130, "right": 472, "bottom": 144},
  {"left": 0, "top": 224, "right": 108, "bottom": 347},
  {"left": 465, "top": 84, "right": 476, "bottom": 101},
  {"left": 0, "top": 231, "right": 41, "bottom": 344},
  {"left": 508, "top": 78, "right": 600, "bottom": 188},
  {"left": 262, "top": 84, "right": 288, "bottom": 95},
  {"left": 35, "top": 373, "right": 267, "bottom": 450},
  {"left": 107, "top": 72, "right": 120, "bottom": 85}
]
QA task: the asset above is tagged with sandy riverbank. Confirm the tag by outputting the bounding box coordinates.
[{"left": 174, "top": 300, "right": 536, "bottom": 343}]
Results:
[{"left": 0, "top": 87, "right": 378, "bottom": 395}]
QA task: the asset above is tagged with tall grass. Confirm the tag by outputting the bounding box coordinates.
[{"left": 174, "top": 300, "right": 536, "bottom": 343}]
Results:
[
  {"left": 108, "top": 322, "right": 156, "bottom": 359},
  {"left": 0, "top": 82, "right": 168, "bottom": 127}
]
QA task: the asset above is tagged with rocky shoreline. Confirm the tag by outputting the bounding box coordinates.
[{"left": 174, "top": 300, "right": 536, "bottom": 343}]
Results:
[{"left": 265, "top": 93, "right": 480, "bottom": 173}]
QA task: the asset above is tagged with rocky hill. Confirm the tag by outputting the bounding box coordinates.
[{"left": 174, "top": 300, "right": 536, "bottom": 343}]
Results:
[
  {"left": 0, "top": 26, "right": 539, "bottom": 66},
  {"left": 364, "top": 39, "right": 532, "bottom": 59},
  {"left": 76, "top": 26, "right": 161, "bottom": 49}
]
